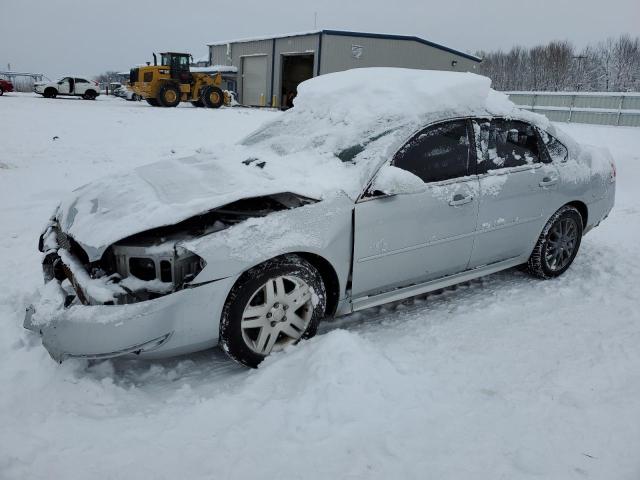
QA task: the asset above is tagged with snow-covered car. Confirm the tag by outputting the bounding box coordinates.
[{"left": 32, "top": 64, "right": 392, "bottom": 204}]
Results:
[
  {"left": 34, "top": 76, "right": 100, "bottom": 100},
  {"left": 0, "top": 78, "right": 14, "bottom": 95},
  {"left": 25, "top": 68, "right": 616, "bottom": 368}
]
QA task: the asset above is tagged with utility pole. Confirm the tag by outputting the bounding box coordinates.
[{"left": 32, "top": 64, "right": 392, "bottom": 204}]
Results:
[{"left": 314, "top": 12, "right": 318, "bottom": 29}]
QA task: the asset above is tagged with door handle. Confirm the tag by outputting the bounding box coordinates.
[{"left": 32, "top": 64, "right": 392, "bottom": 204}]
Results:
[
  {"left": 539, "top": 177, "right": 558, "bottom": 187},
  {"left": 449, "top": 193, "right": 473, "bottom": 206}
]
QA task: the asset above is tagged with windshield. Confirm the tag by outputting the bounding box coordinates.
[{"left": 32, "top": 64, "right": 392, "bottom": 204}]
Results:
[{"left": 240, "top": 113, "right": 408, "bottom": 164}]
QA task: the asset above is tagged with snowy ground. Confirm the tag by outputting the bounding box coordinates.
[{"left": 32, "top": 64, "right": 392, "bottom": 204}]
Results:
[{"left": 1, "top": 93, "right": 639, "bottom": 480}]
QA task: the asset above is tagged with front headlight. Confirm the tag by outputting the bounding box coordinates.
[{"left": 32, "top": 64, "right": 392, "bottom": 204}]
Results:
[{"left": 174, "top": 246, "right": 206, "bottom": 285}]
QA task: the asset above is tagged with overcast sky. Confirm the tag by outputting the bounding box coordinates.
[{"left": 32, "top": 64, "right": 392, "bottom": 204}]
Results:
[{"left": 1, "top": 0, "right": 638, "bottom": 79}]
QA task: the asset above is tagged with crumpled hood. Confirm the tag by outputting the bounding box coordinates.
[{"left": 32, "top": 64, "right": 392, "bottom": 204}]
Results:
[{"left": 55, "top": 143, "right": 375, "bottom": 260}]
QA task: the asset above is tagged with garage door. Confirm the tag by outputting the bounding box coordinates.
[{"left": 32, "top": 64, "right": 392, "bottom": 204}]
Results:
[{"left": 241, "top": 55, "right": 268, "bottom": 106}]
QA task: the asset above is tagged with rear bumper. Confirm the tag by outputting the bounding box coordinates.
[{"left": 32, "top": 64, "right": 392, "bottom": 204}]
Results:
[{"left": 24, "top": 276, "right": 236, "bottom": 363}]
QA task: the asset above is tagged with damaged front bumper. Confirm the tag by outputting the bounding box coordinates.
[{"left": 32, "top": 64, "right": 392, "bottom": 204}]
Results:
[
  {"left": 24, "top": 277, "right": 233, "bottom": 363},
  {"left": 26, "top": 219, "right": 237, "bottom": 363}
]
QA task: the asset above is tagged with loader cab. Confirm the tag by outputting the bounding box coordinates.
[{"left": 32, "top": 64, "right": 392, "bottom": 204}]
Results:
[{"left": 160, "top": 52, "right": 192, "bottom": 83}]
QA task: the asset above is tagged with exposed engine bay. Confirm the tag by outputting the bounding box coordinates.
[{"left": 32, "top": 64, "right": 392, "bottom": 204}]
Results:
[{"left": 39, "top": 193, "right": 316, "bottom": 306}]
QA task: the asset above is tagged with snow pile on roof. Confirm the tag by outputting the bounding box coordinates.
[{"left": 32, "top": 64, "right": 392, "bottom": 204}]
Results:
[
  {"left": 191, "top": 65, "right": 238, "bottom": 74},
  {"left": 243, "top": 68, "right": 549, "bottom": 158},
  {"left": 208, "top": 30, "right": 321, "bottom": 46}
]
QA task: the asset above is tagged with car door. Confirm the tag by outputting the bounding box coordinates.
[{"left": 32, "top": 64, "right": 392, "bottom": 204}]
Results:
[
  {"left": 75, "top": 78, "right": 88, "bottom": 94},
  {"left": 351, "top": 119, "right": 480, "bottom": 299},
  {"left": 57, "top": 77, "right": 71, "bottom": 94},
  {"left": 468, "top": 118, "right": 560, "bottom": 268}
]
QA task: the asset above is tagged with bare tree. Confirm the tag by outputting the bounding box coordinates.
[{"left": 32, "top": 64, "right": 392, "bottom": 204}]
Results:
[{"left": 476, "top": 34, "right": 640, "bottom": 92}]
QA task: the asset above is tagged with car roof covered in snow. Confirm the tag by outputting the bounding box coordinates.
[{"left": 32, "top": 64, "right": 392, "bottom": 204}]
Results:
[{"left": 242, "top": 68, "right": 550, "bottom": 156}]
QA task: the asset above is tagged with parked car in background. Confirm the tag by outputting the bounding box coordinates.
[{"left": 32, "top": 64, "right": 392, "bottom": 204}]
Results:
[
  {"left": 0, "top": 78, "right": 14, "bottom": 95},
  {"left": 113, "top": 84, "right": 142, "bottom": 101},
  {"left": 34, "top": 77, "right": 100, "bottom": 100},
  {"left": 25, "top": 68, "right": 616, "bottom": 368}
]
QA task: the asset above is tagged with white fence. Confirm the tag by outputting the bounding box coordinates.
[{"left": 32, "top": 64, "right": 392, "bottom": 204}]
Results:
[{"left": 506, "top": 91, "right": 640, "bottom": 127}]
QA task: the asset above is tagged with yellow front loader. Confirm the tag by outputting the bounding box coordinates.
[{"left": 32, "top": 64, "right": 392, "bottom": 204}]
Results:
[{"left": 129, "top": 52, "right": 229, "bottom": 108}]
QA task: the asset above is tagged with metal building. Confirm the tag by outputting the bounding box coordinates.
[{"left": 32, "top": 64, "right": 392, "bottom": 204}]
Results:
[{"left": 208, "top": 30, "right": 481, "bottom": 107}]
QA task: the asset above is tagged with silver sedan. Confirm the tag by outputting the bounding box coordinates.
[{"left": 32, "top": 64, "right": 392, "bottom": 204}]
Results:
[{"left": 25, "top": 69, "right": 616, "bottom": 367}]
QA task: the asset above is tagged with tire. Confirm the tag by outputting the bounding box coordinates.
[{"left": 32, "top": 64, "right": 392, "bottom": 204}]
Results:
[
  {"left": 134, "top": 94, "right": 142, "bottom": 101},
  {"left": 158, "top": 83, "right": 180, "bottom": 107},
  {"left": 146, "top": 98, "right": 159, "bottom": 107},
  {"left": 82, "top": 90, "right": 97, "bottom": 100},
  {"left": 220, "top": 255, "right": 327, "bottom": 368},
  {"left": 190, "top": 100, "right": 203, "bottom": 107},
  {"left": 44, "top": 88, "right": 57, "bottom": 99},
  {"left": 527, "top": 205, "right": 583, "bottom": 279},
  {"left": 0, "top": 88, "right": 4, "bottom": 96},
  {"left": 201, "top": 86, "right": 224, "bottom": 108}
]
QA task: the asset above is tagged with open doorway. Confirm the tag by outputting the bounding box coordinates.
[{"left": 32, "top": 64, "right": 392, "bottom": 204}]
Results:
[{"left": 280, "top": 54, "right": 314, "bottom": 109}]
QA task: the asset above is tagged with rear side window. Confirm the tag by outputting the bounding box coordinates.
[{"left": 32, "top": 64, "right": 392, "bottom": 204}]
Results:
[
  {"left": 393, "top": 120, "right": 471, "bottom": 183},
  {"left": 75, "top": 78, "right": 88, "bottom": 83},
  {"left": 539, "top": 130, "right": 568, "bottom": 162},
  {"left": 476, "top": 119, "right": 541, "bottom": 173}
]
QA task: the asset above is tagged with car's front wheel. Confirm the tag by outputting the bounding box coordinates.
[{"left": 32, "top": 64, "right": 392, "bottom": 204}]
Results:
[
  {"left": 220, "top": 255, "right": 326, "bottom": 368},
  {"left": 527, "top": 205, "right": 583, "bottom": 279}
]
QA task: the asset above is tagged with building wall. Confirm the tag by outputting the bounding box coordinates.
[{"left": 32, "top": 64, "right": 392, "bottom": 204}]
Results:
[
  {"left": 320, "top": 34, "right": 479, "bottom": 75},
  {"left": 208, "top": 32, "right": 479, "bottom": 105},
  {"left": 272, "top": 34, "right": 320, "bottom": 106},
  {"left": 210, "top": 39, "right": 273, "bottom": 105}
]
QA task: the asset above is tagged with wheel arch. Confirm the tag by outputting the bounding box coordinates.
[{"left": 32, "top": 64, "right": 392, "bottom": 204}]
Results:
[
  {"left": 293, "top": 251, "right": 341, "bottom": 317},
  {"left": 225, "top": 251, "right": 341, "bottom": 318},
  {"left": 565, "top": 200, "right": 588, "bottom": 229}
]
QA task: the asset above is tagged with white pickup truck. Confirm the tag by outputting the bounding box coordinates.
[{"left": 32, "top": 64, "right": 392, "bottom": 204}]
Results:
[{"left": 34, "top": 77, "right": 100, "bottom": 100}]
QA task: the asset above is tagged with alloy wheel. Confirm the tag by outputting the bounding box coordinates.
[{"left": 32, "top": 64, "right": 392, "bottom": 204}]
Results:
[
  {"left": 241, "top": 275, "right": 314, "bottom": 355},
  {"left": 545, "top": 217, "right": 578, "bottom": 271}
]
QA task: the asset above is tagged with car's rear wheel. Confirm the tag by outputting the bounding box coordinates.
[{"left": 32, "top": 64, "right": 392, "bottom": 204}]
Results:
[
  {"left": 83, "top": 90, "right": 97, "bottom": 100},
  {"left": 0, "top": 87, "right": 4, "bottom": 96},
  {"left": 527, "top": 205, "right": 583, "bottom": 279},
  {"left": 220, "top": 255, "right": 326, "bottom": 368}
]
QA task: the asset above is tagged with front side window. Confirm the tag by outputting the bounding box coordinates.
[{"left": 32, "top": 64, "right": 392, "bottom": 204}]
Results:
[
  {"left": 476, "top": 119, "right": 541, "bottom": 173},
  {"left": 392, "top": 120, "right": 471, "bottom": 183}
]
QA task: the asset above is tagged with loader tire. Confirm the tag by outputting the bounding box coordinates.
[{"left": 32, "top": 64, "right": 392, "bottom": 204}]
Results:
[
  {"left": 201, "top": 86, "right": 224, "bottom": 108},
  {"left": 146, "top": 98, "right": 160, "bottom": 107},
  {"left": 158, "top": 83, "right": 180, "bottom": 107}
]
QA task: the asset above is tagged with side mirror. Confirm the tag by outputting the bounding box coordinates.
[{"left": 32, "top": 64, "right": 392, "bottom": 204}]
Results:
[{"left": 370, "top": 165, "right": 426, "bottom": 196}]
